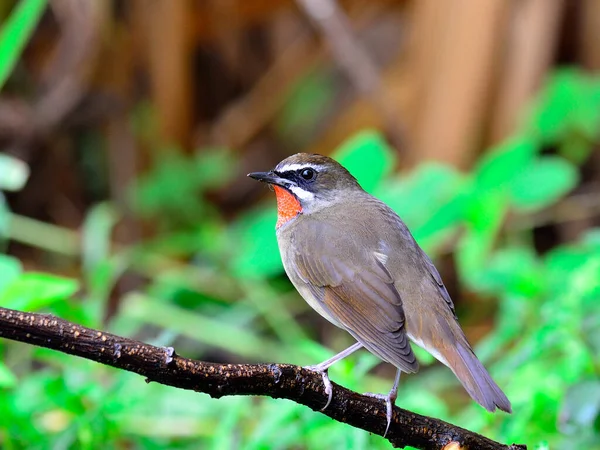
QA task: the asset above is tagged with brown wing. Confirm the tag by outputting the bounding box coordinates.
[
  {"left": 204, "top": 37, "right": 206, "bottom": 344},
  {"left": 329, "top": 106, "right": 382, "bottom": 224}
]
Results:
[
  {"left": 419, "top": 248, "right": 457, "bottom": 319},
  {"left": 291, "top": 219, "right": 418, "bottom": 373}
]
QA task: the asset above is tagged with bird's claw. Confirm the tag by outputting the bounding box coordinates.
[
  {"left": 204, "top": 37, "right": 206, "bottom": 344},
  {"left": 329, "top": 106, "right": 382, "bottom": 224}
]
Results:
[
  {"left": 305, "top": 365, "right": 333, "bottom": 411},
  {"left": 363, "top": 392, "right": 395, "bottom": 438}
]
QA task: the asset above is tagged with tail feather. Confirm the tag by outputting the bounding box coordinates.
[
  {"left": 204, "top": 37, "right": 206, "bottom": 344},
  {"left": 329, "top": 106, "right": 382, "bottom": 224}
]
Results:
[{"left": 449, "top": 344, "right": 512, "bottom": 413}]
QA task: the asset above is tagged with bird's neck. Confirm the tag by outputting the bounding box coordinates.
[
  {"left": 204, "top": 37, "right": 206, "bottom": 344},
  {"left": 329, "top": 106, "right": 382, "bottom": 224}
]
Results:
[{"left": 274, "top": 186, "right": 303, "bottom": 229}]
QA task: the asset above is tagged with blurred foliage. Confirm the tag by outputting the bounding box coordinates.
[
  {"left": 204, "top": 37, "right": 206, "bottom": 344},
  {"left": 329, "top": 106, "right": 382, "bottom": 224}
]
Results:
[
  {"left": 0, "top": 0, "right": 47, "bottom": 89},
  {"left": 1, "top": 5, "right": 600, "bottom": 447}
]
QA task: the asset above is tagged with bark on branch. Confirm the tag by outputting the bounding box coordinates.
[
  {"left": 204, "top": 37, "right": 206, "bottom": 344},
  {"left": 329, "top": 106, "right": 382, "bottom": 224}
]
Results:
[{"left": 0, "top": 306, "right": 525, "bottom": 450}]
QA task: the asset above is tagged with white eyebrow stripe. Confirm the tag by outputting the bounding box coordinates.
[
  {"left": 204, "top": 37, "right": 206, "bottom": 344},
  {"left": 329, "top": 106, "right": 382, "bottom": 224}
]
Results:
[
  {"left": 276, "top": 163, "right": 327, "bottom": 172},
  {"left": 289, "top": 185, "right": 315, "bottom": 200}
]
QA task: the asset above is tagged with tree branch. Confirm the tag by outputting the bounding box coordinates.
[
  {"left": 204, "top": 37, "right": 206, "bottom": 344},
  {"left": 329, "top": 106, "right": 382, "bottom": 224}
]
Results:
[{"left": 0, "top": 306, "right": 525, "bottom": 450}]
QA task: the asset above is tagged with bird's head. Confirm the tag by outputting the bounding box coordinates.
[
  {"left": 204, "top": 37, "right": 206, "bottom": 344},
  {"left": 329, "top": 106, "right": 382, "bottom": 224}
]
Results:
[{"left": 248, "top": 153, "right": 362, "bottom": 227}]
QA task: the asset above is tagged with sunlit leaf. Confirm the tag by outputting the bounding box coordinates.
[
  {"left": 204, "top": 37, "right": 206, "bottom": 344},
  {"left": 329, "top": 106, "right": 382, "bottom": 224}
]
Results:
[
  {"left": 375, "top": 163, "right": 467, "bottom": 251},
  {"left": 473, "top": 137, "right": 537, "bottom": 192},
  {"left": 473, "top": 246, "right": 543, "bottom": 298},
  {"left": 528, "top": 69, "right": 600, "bottom": 142},
  {"left": 456, "top": 191, "right": 508, "bottom": 286},
  {"left": 0, "top": 273, "right": 78, "bottom": 311},
  {"left": 509, "top": 157, "right": 578, "bottom": 211},
  {"left": 0, "top": 0, "right": 48, "bottom": 89},
  {"left": 376, "top": 163, "right": 464, "bottom": 231}
]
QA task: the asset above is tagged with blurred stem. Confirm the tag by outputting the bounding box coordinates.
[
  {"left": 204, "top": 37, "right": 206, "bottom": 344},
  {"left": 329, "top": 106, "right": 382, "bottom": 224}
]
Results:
[
  {"left": 132, "top": 250, "right": 243, "bottom": 301},
  {"left": 8, "top": 212, "right": 242, "bottom": 302},
  {"left": 240, "top": 279, "right": 309, "bottom": 344},
  {"left": 8, "top": 213, "right": 79, "bottom": 256},
  {"left": 0, "top": 0, "right": 48, "bottom": 89},
  {"left": 120, "top": 292, "right": 290, "bottom": 361}
]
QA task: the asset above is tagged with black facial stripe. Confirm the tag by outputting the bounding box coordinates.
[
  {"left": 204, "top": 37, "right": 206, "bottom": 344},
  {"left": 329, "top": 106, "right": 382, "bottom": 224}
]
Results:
[{"left": 273, "top": 170, "right": 296, "bottom": 179}]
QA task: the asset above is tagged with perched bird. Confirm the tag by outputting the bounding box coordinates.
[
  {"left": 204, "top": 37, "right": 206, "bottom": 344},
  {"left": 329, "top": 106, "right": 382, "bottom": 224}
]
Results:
[{"left": 248, "top": 153, "right": 511, "bottom": 434}]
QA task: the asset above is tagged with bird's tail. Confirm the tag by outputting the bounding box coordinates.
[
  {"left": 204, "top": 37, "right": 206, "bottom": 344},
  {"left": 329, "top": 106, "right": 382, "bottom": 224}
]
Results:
[{"left": 443, "top": 343, "right": 512, "bottom": 413}]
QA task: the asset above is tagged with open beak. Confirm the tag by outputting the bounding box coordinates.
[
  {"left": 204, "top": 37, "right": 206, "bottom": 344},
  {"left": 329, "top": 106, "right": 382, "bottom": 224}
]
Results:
[{"left": 247, "top": 171, "right": 291, "bottom": 188}]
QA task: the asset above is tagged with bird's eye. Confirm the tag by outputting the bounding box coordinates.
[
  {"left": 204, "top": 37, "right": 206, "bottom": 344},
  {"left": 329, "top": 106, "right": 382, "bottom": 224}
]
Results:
[{"left": 300, "top": 168, "right": 316, "bottom": 180}]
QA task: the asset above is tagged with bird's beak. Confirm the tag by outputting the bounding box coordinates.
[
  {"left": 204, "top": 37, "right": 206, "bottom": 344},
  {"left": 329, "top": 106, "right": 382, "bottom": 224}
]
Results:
[{"left": 247, "top": 171, "right": 291, "bottom": 188}]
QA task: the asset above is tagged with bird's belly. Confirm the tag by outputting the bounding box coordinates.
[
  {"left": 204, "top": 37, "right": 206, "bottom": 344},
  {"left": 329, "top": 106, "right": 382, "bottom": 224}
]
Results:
[{"left": 277, "top": 229, "right": 343, "bottom": 328}]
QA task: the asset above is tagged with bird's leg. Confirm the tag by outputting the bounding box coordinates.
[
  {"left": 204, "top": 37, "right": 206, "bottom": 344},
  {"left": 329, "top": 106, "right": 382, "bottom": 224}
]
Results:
[
  {"left": 364, "top": 368, "right": 402, "bottom": 438},
  {"left": 305, "top": 342, "right": 363, "bottom": 411}
]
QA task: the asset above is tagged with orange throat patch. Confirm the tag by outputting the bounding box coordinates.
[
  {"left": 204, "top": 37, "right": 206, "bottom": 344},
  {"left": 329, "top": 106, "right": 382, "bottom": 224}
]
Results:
[{"left": 273, "top": 185, "right": 302, "bottom": 228}]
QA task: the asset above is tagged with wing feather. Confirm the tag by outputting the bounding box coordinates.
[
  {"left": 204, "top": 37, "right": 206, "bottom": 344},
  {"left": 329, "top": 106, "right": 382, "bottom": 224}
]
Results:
[
  {"left": 290, "top": 220, "right": 418, "bottom": 373},
  {"left": 420, "top": 248, "right": 457, "bottom": 318}
]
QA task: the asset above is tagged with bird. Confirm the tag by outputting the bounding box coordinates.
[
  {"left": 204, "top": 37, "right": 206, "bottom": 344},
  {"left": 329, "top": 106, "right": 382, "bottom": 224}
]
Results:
[{"left": 248, "top": 153, "right": 511, "bottom": 435}]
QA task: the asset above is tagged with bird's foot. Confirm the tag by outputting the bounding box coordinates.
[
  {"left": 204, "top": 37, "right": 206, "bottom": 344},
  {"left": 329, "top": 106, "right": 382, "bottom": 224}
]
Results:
[
  {"left": 305, "top": 364, "right": 333, "bottom": 411},
  {"left": 363, "top": 391, "right": 396, "bottom": 438}
]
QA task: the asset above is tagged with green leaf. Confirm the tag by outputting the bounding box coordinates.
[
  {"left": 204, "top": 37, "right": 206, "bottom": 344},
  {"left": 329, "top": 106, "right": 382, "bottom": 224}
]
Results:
[
  {"left": 528, "top": 68, "right": 600, "bottom": 142},
  {"left": 0, "top": 273, "right": 79, "bottom": 311},
  {"left": 209, "top": 397, "right": 246, "bottom": 449},
  {"left": 509, "top": 156, "right": 578, "bottom": 211},
  {"left": 472, "top": 246, "right": 543, "bottom": 297},
  {"left": 0, "top": 154, "right": 30, "bottom": 191},
  {"left": 0, "top": 0, "right": 48, "bottom": 89},
  {"left": 375, "top": 163, "right": 467, "bottom": 250},
  {"left": 0, "top": 253, "right": 22, "bottom": 293},
  {"left": 456, "top": 191, "right": 508, "bottom": 285},
  {"left": 131, "top": 148, "right": 234, "bottom": 228},
  {"left": 194, "top": 148, "right": 237, "bottom": 189},
  {"left": 229, "top": 206, "right": 282, "bottom": 278},
  {"left": 0, "top": 362, "right": 17, "bottom": 388},
  {"left": 413, "top": 192, "right": 469, "bottom": 251},
  {"left": 333, "top": 129, "right": 396, "bottom": 192},
  {"left": 376, "top": 163, "right": 463, "bottom": 229},
  {"left": 473, "top": 137, "right": 538, "bottom": 192}
]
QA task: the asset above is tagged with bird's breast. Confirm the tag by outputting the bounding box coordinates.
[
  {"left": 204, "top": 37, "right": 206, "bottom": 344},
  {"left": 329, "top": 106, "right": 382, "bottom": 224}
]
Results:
[
  {"left": 274, "top": 186, "right": 302, "bottom": 229},
  {"left": 276, "top": 223, "right": 343, "bottom": 328}
]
